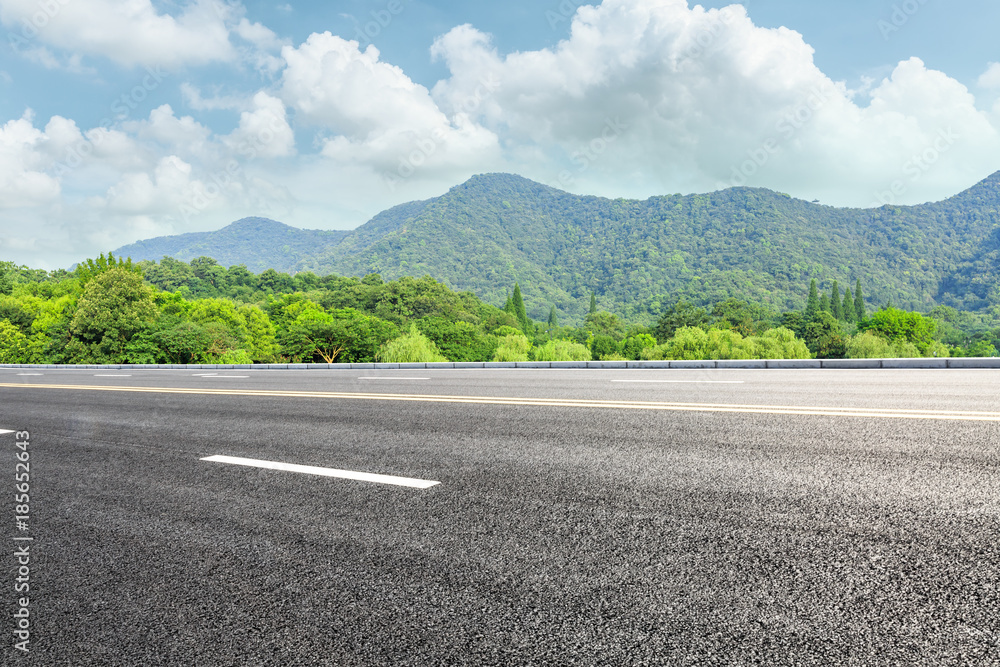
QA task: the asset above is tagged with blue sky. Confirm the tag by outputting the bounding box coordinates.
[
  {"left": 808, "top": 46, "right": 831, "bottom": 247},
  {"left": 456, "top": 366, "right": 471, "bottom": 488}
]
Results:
[{"left": 1, "top": 0, "right": 999, "bottom": 269}]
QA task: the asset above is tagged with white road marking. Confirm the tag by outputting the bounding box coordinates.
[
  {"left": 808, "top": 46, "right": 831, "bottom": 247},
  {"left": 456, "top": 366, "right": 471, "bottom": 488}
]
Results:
[
  {"left": 611, "top": 380, "right": 745, "bottom": 384},
  {"left": 200, "top": 455, "right": 440, "bottom": 489},
  {"left": 94, "top": 374, "right": 132, "bottom": 377},
  {"left": 358, "top": 377, "right": 430, "bottom": 380},
  {"left": 16, "top": 373, "right": 42, "bottom": 376},
  {"left": 5, "top": 383, "right": 1000, "bottom": 422},
  {"left": 192, "top": 373, "right": 218, "bottom": 377},
  {"left": 0, "top": 429, "right": 14, "bottom": 434}
]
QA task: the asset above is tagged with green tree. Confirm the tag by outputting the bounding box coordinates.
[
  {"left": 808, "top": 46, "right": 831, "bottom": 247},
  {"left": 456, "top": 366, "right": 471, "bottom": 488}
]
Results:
[
  {"left": 589, "top": 293, "right": 597, "bottom": 315},
  {"left": 377, "top": 324, "right": 448, "bottom": 363},
  {"left": 830, "top": 281, "right": 843, "bottom": 320},
  {"left": 584, "top": 311, "right": 626, "bottom": 339},
  {"left": 589, "top": 334, "right": 619, "bottom": 360},
  {"left": 547, "top": 305, "right": 558, "bottom": 328},
  {"left": 819, "top": 293, "right": 830, "bottom": 313},
  {"left": 70, "top": 268, "right": 158, "bottom": 361},
  {"left": 846, "top": 331, "right": 894, "bottom": 359},
  {"left": 75, "top": 252, "right": 142, "bottom": 288},
  {"left": 805, "top": 279, "right": 820, "bottom": 320},
  {"left": 0, "top": 319, "right": 31, "bottom": 362},
  {"left": 532, "top": 340, "right": 590, "bottom": 361},
  {"left": 654, "top": 301, "right": 709, "bottom": 342},
  {"left": 493, "top": 333, "right": 532, "bottom": 362},
  {"left": 417, "top": 317, "right": 494, "bottom": 362},
  {"left": 620, "top": 333, "right": 657, "bottom": 360},
  {"left": 710, "top": 298, "right": 775, "bottom": 337},
  {"left": 842, "top": 286, "right": 855, "bottom": 323},
  {"left": 859, "top": 308, "right": 937, "bottom": 354},
  {"left": 190, "top": 256, "right": 226, "bottom": 291},
  {"left": 257, "top": 268, "right": 295, "bottom": 294},
  {"left": 854, "top": 279, "right": 866, "bottom": 321},
  {"left": 802, "top": 311, "right": 844, "bottom": 358},
  {"left": 0, "top": 261, "right": 15, "bottom": 295},
  {"left": 511, "top": 283, "right": 529, "bottom": 331}
]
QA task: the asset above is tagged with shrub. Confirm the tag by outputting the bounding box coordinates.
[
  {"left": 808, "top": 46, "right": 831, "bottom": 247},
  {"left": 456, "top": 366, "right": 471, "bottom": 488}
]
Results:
[
  {"left": 619, "top": 333, "right": 657, "bottom": 360},
  {"left": 493, "top": 334, "right": 531, "bottom": 362},
  {"left": 532, "top": 340, "right": 591, "bottom": 361},
  {"left": 589, "top": 334, "right": 619, "bottom": 361},
  {"left": 0, "top": 319, "right": 31, "bottom": 363},
  {"left": 217, "top": 349, "right": 254, "bottom": 364},
  {"left": 846, "top": 331, "right": 894, "bottom": 359},
  {"left": 749, "top": 327, "right": 811, "bottom": 360},
  {"left": 859, "top": 308, "right": 937, "bottom": 353},
  {"left": 377, "top": 325, "right": 448, "bottom": 362}
]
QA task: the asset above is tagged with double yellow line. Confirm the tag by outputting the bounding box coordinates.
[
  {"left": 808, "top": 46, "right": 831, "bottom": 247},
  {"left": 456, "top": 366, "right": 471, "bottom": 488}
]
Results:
[{"left": 2, "top": 382, "right": 1000, "bottom": 421}]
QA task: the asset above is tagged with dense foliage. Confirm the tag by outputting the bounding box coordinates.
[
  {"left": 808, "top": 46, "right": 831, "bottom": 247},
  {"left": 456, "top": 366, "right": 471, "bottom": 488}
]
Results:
[
  {"left": 111, "top": 171, "right": 1000, "bottom": 325},
  {"left": 1, "top": 257, "right": 997, "bottom": 365}
]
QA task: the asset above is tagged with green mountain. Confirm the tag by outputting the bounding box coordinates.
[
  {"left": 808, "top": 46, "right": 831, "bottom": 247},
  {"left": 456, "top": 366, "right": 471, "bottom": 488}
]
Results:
[
  {"left": 114, "top": 172, "right": 1000, "bottom": 322},
  {"left": 113, "top": 217, "right": 349, "bottom": 273}
]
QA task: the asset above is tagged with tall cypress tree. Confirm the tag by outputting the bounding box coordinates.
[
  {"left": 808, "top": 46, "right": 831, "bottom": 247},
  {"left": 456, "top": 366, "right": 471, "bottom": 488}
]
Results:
[
  {"left": 842, "top": 286, "right": 855, "bottom": 322},
  {"left": 830, "top": 281, "right": 843, "bottom": 319},
  {"left": 512, "top": 283, "right": 529, "bottom": 331},
  {"left": 805, "top": 279, "right": 820, "bottom": 320},
  {"left": 548, "top": 305, "right": 558, "bottom": 328},
  {"left": 589, "top": 293, "right": 597, "bottom": 315},
  {"left": 819, "top": 293, "right": 830, "bottom": 313},
  {"left": 854, "top": 279, "right": 866, "bottom": 321}
]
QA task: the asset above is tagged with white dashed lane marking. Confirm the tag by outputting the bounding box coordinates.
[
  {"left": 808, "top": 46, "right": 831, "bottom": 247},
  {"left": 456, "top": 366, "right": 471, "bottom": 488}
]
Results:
[{"left": 200, "top": 455, "right": 440, "bottom": 489}]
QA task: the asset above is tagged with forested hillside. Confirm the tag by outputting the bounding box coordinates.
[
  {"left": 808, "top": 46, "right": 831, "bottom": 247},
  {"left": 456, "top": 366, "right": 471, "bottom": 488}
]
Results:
[
  {"left": 305, "top": 172, "right": 1000, "bottom": 321},
  {"left": 114, "top": 171, "right": 1000, "bottom": 324},
  {"left": 114, "top": 217, "right": 349, "bottom": 273}
]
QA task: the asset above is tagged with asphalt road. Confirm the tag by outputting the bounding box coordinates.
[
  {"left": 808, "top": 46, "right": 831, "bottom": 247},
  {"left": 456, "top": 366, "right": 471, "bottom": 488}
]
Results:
[{"left": 1, "top": 368, "right": 999, "bottom": 666}]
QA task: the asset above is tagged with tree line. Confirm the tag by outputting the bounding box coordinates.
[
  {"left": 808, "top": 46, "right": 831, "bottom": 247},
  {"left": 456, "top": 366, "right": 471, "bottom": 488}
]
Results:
[{"left": 0, "top": 256, "right": 997, "bottom": 365}]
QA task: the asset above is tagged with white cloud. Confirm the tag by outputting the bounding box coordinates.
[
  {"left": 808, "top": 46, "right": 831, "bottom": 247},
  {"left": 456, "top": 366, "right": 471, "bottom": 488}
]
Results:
[
  {"left": 280, "top": 32, "right": 500, "bottom": 175},
  {"left": 0, "top": 0, "right": 237, "bottom": 68},
  {"left": 4, "top": 0, "right": 1000, "bottom": 270},
  {"left": 180, "top": 83, "right": 244, "bottom": 112},
  {"left": 979, "top": 62, "right": 1000, "bottom": 90},
  {"left": 429, "top": 0, "right": 1000, "bottom": 205},
  {"left": 0, "top": 112, "right": 62, "bottom": 208},
  {"left": 224, "top": 92, "right": 295, "bottom": 159}
]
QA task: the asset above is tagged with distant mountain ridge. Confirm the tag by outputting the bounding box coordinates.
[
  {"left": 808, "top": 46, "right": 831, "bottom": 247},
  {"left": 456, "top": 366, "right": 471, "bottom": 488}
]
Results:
[
  {"left": 114, "top": 172, "right": 1000, "bottom": 321},
  {"left": 113, "top": 217, "right": 349, "bottom": 274}
]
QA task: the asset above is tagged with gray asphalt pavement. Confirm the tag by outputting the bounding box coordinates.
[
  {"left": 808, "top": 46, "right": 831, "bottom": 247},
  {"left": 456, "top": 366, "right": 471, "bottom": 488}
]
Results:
[{"left": 1, "top": 369, "right": 998, "bottom": 665}]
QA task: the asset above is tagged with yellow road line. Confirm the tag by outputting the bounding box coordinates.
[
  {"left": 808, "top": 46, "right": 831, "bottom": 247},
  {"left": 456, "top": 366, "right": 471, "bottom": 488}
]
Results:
[{"left": 2, "top": 382, "right": 999, "bottom": 421}]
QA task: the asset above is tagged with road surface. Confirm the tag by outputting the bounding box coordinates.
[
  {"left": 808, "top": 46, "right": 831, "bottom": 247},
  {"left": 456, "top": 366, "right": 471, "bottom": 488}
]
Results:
[{"left": 1, "top": 368, "right": 998, "bottom": 665}]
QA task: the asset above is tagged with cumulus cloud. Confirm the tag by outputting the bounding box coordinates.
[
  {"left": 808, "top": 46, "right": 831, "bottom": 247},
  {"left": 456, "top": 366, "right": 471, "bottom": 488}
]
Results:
[
  {"left": 0, "top": 0, "right": 236, "bottom": 68},
  {"left": 4, "top": 0, "right": 1000, "bottom": 269},
  {"left": 0, "top": 112, "right": 61, "bottom": 207},
  {"left": 223, "top": 92, "right": 295, "bottom": 159},
  {"left": 429, "top": 0, "right": 1000, "bottom": 205},
  {"left": 280, "top": 32, "right": 500, "bottom": 176},
  {"left": 979, "top": 63, "right": 1000, "bottom": 90}
]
